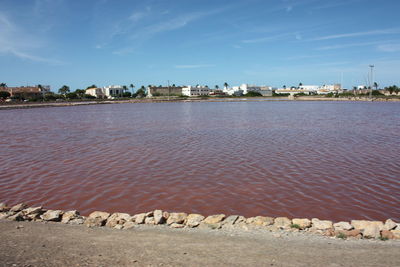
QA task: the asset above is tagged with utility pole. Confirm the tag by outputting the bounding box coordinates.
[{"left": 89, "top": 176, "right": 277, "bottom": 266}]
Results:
[
  {"left": 369, "top": 65, "right": 374, "bottom": 99},
  {"left": 167, "top": 80, "right": 170, "bottom": 101}
]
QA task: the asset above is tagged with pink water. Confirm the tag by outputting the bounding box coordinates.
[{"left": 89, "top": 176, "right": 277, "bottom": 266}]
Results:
[{"left": 0, "top": 101, "right": 399, "bottom": 221}]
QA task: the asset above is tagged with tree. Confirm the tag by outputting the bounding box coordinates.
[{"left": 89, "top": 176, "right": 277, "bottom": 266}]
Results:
[
  {"left": 283, "top": 85, "right": 286, "bottom": 89},
  {"left": 0, "top": 83, "right": 7, "bottom": 88},
  {"left": 58, "top": 85, "right": 70, "bottom": 95},
  {"left": 75, "top": 89, "right": 86, "bottom": 98},
  {"left": 86, "top": 84, "right": 97, "bottom": 89},
  {"left": 130, "top": 84, "right": 135, "bottom": 93},
  {"left": 65, "top": 92, "right": 78, "bottom": 99},
  {"left": 215, "top": 85, "right": 219, "bottom": 89},
  {"left": 122, "top": 85, "right": 128, "bottom": 91},
  {"left": 0, "top": 91, "right": 11, "bottom": 99},
  {"left": 224, "top": 82, "right": 229, "bottom": 88},
  {"left": 123, "top": 92, "right": 132, "bottom": 98},
  {"left": 245, "top": 91, "right": 262, "bottom": 97},
  {"left": 136, "top": 86, "right": 146, "bottom": 98},
  {"left": 374, "top": 82, "right": 378, "bottom": 90},
  {"left": 298, "top": 82, "right": 303, "bottom": 88}
]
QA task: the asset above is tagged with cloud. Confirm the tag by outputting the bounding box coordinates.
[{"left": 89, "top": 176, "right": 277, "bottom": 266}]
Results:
[
  {"left": 316, "top": 41, "right": 385, "bottom": 50},
  {"left": 0, "top": 12, "right": 63, "bottom": 64},
  {"left": 174, "top": 64, "right": 215, "bottom": 69},
  {"left": 242, "top": 32, "right": 298, "bottom": 44},
  {"left": 312, "top": 28, "right": 400, "bottom": 41},
  {"left": 377, "top": 44, "right": 400, "bottom": 52}
]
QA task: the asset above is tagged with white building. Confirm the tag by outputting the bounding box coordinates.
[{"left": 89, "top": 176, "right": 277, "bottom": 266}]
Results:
[
  {"left": 182, "top": 85, "right": 210, "bottom": 96},
  {"left": 85, "top": 85, "right": 126, "bottom": 99},
  {"left": 317, "top": 84, "right": 342, "bottom": 95}
]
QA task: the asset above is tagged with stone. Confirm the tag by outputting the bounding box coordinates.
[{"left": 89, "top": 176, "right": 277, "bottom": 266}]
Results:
[
  {"left": 105, "top": 213, "right": 132, "bottom": 228},
  {"left": 61, "top": 210, "right": 80, "bottom": 223},
  {"left": 363, "top": 225, "right": 383, "bottom": 239},
  {"left": 123, "top": 221, "right": 136, "bottom": 229},
  {"left": 10, "top": 203, "right": 28, "bottom": 212},
  {"left": 163, "top": 211, "right": 170, "bottom": 220},
  {"left": 235, "top": 216, "right": 246, "bottom": 224},
  {"left": 40, "top": 210, "right": 63, "bottom": 222},
  {"left": 274, "top": 217, "right": 291, "bottom": 229},
  {"left": 335, "top": 229, "right": 361, "bottom": 238},
  {"left": 351, "top": 220, "right": 383, "bottom": 231},
  {"left": 311, "top": 218, "right": 333, "bottom": 230},
  {"left": 292, "top": 218, "right": 311, "bottom": 229},
  {"left": 186, "top": 214, "right": 205, "bottom": 228},
  {"left": 0, "top": 212, "right": 9, "bottom": 220},
  {"left": 199, "top": 222, "right": 222, "bottom": 230},
  {"left": 68, "top": 217, "right": 85, "bottom": 225},
  {"left": 333, "top": 221, "right": 353, "bottom": 231},
  {"left": 390, "top": 229, "right": 400, "bottom": 239},
  {"left": 170, "top": 223, "right": 184, "bottom": 228},
  {"left": 0, "top": 203, "right": 9, "bottom": 212},
  {"left": 381, "top": 230, "right": 395, "bottom": 240},
  {"left": 8, "top": 212, "right": 24, "bottom": 221},
  {"left": 383, "top": 219, "right": 397, "bottom": 231},
  {"left": 133, "top": 213, "right": 146, "bottom": 224},
  {"left": 114, "top": 224, "right": 124, "bottom": 230},
  {"left": 145, "top": 211, "right": 154, "bottom": 217},
  {"left": 153, "top": 210, "right": 165, "bottom": 225},
  {"left": 166, "top": 212, "right": 187, "bottom": 225},
  {"left": 21, "top": 207, "right": 44, "bottom": 221},
  {"left": 203, "top": 214, "right": 225, "bottom": 224},
  {"left": 251, "top": 216, "right": 274, "bottom": 227},
  {"left": 223, "top": 215, "right": 239, "bottom": 226},
  {"left": 145, "top": 217, "right": 155, "bottom": 225},
  {"left": 85, "top": 211, "right": 110, "bottom": 227}
]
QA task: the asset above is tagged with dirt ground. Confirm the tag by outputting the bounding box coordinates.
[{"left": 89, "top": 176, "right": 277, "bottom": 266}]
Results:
[{"left": 0, "top": 220, "right": 399, "bottom": 267}]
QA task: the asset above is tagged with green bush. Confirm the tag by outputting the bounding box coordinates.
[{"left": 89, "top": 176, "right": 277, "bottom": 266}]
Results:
[{"left": 245, "top": 91, "right": 263, "bottom": 97}]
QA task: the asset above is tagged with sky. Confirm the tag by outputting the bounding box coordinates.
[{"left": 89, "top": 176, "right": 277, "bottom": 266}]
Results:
[{"left": 1, "top": 0, "right": 400, "bottom": 91}]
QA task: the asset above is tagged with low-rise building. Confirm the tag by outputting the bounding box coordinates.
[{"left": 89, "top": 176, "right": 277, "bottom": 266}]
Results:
[
  {"left": 147, "top": 86, "right": 183, "bottom": 97},
  {"left": 6, "top": 85, "right": 50, "bottom": 97},
  {"left": 103, "top": 85, "right": 125, "bottom": 98},
  {"left": 182, "top": 85, "right": 210, "bottom": 96},
  {"left": 85, "top": 87, "right": 106, "bottom": 99},
  {"left": 317, "top": 84, "right": 341, "bottom": 95}
]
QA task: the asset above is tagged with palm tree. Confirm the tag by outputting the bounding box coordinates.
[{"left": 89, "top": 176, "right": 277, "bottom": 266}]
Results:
[
  {"left": 215, "top": 85, "right": 219, "bottom": 89},
  {"left": 0, "top": 83, "right": 7, "bottom": 88},
  {"left": 298, "top": 82, "right": 303, "bottom": 88},
  {"left": 130, "top": 84, "right": 135, "bottom": 94},
  {"left": 283, "top": 85, "right": 286, "bottom": 89},
  {"left": 224, "top": 82, "right": 228, "bottom": 89},
  {"left": 373, "top": 82, "right": 378, "bottom": 90}
]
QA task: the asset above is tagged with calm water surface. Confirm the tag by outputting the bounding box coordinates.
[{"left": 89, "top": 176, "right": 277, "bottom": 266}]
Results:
[{"left": 0, "top": 101, "right": 399, "bottom": 221}]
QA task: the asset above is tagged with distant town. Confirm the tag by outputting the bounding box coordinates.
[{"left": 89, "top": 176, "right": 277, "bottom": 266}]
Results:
[{"left": 0, "top": 82, "right": 399, "bottom": 102}]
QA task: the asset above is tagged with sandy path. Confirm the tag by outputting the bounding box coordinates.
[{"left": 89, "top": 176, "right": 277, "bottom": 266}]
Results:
[{"left": 0, "top": 220, "right": 399, "bottom": 267}]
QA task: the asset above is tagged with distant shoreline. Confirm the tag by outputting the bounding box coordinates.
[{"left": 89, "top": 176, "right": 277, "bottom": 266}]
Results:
[{"left": 1, "top": 96, "right": 399, "bottom": 110}]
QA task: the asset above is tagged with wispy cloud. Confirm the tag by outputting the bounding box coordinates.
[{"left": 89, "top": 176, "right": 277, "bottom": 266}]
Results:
[
  {"left": 377, "top": 43, "right": 400, "bottom": 52},
  {"left": 312, "top": 28, "right": 400, "bottom": 41},
  {"left": 316, "top": 41, "right": 385, "bottom": 50},
  {"left": 174, "top": 64, "right": 215, "bottom": 69},
  {"left": 242, "top": 32, "right": 298, "bottom": 44},
  {"left": 0, "top": 12, "right": 63, "bottom": 64}
]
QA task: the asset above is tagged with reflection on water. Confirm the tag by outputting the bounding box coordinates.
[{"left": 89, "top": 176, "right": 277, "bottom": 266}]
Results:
[{"left": 0, "top": 101, "right": 399, "bottom": 221}]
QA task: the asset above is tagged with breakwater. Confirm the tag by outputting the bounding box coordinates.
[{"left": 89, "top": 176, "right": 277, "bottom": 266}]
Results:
[{"left": 1, "top": 202, "right": 399, "bottom": 241}]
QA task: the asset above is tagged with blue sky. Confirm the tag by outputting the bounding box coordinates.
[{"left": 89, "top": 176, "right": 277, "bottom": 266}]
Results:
[{"left": 1, "top": 0, "right": 400, "bottom": 91}]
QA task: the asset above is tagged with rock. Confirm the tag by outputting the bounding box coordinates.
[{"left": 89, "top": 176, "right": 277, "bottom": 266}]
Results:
[
  {"left": 351, "top": 220, "right": 384, "bottom": 239},
  {"left": 383, "top": 219, "right": 397, "bottom": 231},
  {"left": 251, "top": 216, "right": 274, "bottom": 227},
  {"left": 203, "top": 214, "right": 225, "bottom": 224},
  {"left": 61, "top": 210, "right": 80, "bottom": 223},
  {"left": 163, "top": 211, "right": 170, "bottom": 220},
  {"left": 235, "top": 216, "right": 246, "bottom": 224},
  {"left": 40, "top": 210, "right": 63, "bottom": 222},
  {"left": 0, "top": 212, "right": 9, "bottom": 219},
  {"left": 166, "top": 212, "right": 187, "bottom": 225},
  {"left": 186, "top": 214, "right": 205, "bottom": 228},
  {"left": 381, "top": 230, "right": 395, "bottom": 240},
  {"left": 10, "top": 203, "right": 28, "bottom": 212},
  {"left": 311, "top": 218, "right": 333, "bottom": 230},
  {"left": 223, "top": 215, "right": 239, "bottom": 226},
  {"left": 85, "top": 211, "right": 110, "bottom": 227},
  {"left": 68, "top": 217, "right": 85, "bottom": 225},
  {"left": 199, "top": 222, "right": 222, "bottom": 230},
  {"left": 145, "top": 217, "right": 155, "bottom": 225},
  {"left": 133, "top": 213, "right": 146, "bottom": 224},
  {"left": 153, "top": 210, "right": 165, "bottom": 225},
  {"left": 0, "top": 203, "right": 9, "bottom": 212},
  {"left": 274, "top": 217, "right": 291, "bottom": 229},
  {"left": 292, "top": 218, "right": 311, "bottom": 229},
  {"left": 105, "top": 213, "right": 132, "bottom": 228},
  {"left": 145, "top": 211, "right": 154, "bottom": 217},
  {"left": 336, "top": 229, "right": 361, "bottom": 238},
  {"left": 333, "top": 221, "right": 353, "bottom": 231},
  {"left": 123, "top": 221, "right": 136, "bottom": 229},
  {"left": 114, "top": 224, "right": 124, "bottom": 230},
  {"left": 390, "top": 229, "right": 400, "bottom": 239},
  {"left": 8, "top": 212, "right": 24, "bottom": 221},
  {"left": 21, "top": 207, "right": 44, "bottom": 221},
  {"left": 351, "top": 220, "right": 383, "bottom": 231},
  {"left": 170, "top": 223, "right": 184, "bottom": 228}
]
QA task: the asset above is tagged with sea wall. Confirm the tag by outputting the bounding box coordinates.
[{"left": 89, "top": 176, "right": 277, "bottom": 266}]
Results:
[{"left": 1, "top": 202, "right": 399, "bottom": 241}]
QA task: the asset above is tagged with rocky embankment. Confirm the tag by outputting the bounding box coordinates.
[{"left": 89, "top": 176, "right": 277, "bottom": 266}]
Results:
[{"left": 1, "top": 202, "right": 399, "bottom": 241}]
